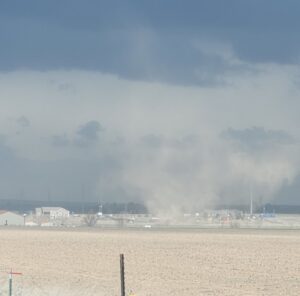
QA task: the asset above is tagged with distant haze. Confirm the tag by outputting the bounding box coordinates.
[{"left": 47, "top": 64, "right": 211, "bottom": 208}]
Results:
[{"left": 1, "top": 1, "right": 300, "bottom": 210}]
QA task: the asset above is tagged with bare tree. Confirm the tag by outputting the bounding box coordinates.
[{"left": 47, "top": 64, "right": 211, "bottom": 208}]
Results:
[{"left": 83, "top": 211, "right": 98, "bottom": 227}]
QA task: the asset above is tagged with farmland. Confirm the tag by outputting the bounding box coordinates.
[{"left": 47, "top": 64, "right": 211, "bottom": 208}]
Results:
[{"left": 0, "top": 228, "right": 299, "bottom": 295}]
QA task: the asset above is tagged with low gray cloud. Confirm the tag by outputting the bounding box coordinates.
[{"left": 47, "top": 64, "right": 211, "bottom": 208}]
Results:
[
  {"left": 75, "top": 120, "right": 103, "bottom": 146},
  {"left": 1, "top": 69, "right": 300, "bottom": 209},
  {"left": 275, "top": 173, "right": 300, "bottom": 205},
  {"left": 16, "top": 116, "right": 30, "bottom": 128},
  {"left": 140, "top": 134, "right": 164, "bottom": 149},
  {"left": 0, "top": 134, "right": 129, "bottom": 202},
  {"left": 52, "top": 121, "right": 104, "bottom": 148},
  {"left": 1, "top": 121, "right": 300, "bottom": 208},
  {"left": 52, "top": 134, "right": 70, "bottom": 147},
  {"left": 0, "top": 135, "right": 15, "bottom": 163},
  {"left": 221, "top": 127, "right": 295, "bottom": 150}
]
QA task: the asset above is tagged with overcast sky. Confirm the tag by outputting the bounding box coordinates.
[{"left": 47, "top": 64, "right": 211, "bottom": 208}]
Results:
[{"left": 1, "top": 1, "right": 300, "bottom": 209}]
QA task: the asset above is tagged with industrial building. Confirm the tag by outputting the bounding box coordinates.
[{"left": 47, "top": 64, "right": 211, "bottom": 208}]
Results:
[
  {"left": 0, "top": 210, "right": 24, "bottom": 226},
  {"left": 35, "top": 207, "right": 70, "bottom": 220}
]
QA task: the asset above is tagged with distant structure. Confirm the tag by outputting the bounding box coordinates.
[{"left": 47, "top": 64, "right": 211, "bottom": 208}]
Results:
[
  {"left": 98, "top": 203, "right": 103, "bottom": 216},
  {"left": 0, "top": 210, "right": 24, "bottom": 226},
  {"left": 35, "top": 207, "right": 70, "bottom": 220},
  {"left": 249, "top": 186, "right": 254, "bottom": 216}
]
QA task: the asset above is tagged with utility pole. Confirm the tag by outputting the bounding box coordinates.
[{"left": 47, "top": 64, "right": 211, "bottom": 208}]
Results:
[
  {"left": 250, "top": 197, "right": 253, "bottom": 216},
  {"left": 250, "top": 189, "right": 253, "bottom": 216},
  {"left": 120, "top": 254, "right": 125, "bottom": 296},
  {"left": 81, "top": 184, "right": 85, "bottom": 214}
]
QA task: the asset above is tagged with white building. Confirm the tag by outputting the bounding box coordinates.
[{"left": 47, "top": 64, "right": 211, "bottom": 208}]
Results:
[
  {"left": 35, "top": 207, "right": 70, "bottom": 220},
  {"left": 0, "top": 211, "right": 24, "bottom": 226}
]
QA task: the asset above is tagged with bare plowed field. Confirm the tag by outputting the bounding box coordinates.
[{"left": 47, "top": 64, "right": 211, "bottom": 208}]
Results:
[{"left": 0, "top": 228, "right": 299, "bottom": 295}]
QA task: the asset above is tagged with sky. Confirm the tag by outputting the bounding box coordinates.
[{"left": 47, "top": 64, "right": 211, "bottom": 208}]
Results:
[{"left": 1, "top": 1, "right": 300, "bottom": 210}]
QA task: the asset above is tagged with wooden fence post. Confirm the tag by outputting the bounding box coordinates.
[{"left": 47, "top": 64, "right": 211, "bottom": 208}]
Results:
[{"left": 120, "top": 254, "right": 125, "bottom": 296}]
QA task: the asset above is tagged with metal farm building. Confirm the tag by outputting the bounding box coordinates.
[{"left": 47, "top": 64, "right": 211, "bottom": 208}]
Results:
[{"left": 0, "top": 211, "right": 24, "bottom": 226}]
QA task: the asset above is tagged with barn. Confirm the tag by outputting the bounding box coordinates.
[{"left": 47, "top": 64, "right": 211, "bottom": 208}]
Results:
[{"left": 0, "top": 211, "right": 24, "bottom": 226}]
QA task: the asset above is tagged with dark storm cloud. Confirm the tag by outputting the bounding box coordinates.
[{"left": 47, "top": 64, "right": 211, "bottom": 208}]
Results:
[
  {"left": 1, "top": 2, "right": 300, "bottom": 207},
  {"left": 1, "top": 1, "right": 300, "bottom": 85}
]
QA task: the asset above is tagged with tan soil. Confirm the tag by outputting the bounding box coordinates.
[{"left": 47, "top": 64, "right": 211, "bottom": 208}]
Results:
[{"left": 0, "top": 228, "right": 299, "bottom": 295}]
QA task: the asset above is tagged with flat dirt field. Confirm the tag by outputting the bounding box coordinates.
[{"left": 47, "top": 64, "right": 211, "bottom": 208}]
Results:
[{"left": 0, "top": 228, "right": 299, "bottom": 295}]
